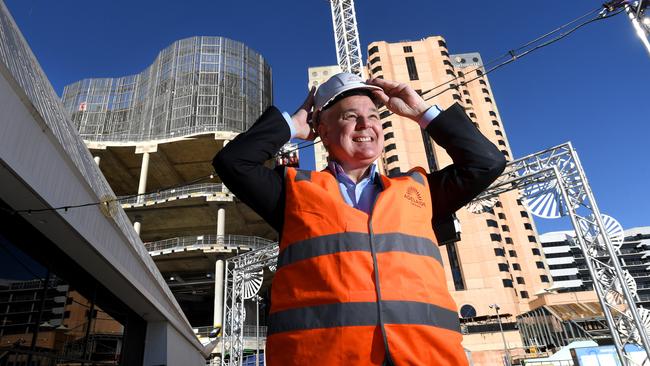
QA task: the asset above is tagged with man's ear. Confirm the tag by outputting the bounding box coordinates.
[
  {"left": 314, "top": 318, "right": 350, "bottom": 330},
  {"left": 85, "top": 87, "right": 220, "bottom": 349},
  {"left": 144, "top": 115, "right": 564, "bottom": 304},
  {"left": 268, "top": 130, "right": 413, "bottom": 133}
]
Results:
[{"left": 315, "top": 112, "right": 328, "bottom": 146}]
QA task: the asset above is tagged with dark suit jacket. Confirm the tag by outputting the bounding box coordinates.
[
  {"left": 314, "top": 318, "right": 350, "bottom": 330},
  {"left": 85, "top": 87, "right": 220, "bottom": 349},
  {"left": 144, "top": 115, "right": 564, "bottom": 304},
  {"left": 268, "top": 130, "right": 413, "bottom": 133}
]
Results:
[{"left": 213, "top": 103, "right": 506, "bottom": 243}]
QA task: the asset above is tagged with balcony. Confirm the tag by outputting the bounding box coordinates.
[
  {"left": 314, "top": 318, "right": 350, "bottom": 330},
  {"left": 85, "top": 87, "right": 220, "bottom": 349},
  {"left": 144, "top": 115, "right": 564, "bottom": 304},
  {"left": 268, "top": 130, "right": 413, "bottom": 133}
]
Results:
[
  {"left": 144, "top": 234, "right": 275, "bottom": 255},
  {"left": 119, "top": 183, "right": 230, "bottom": 208}
]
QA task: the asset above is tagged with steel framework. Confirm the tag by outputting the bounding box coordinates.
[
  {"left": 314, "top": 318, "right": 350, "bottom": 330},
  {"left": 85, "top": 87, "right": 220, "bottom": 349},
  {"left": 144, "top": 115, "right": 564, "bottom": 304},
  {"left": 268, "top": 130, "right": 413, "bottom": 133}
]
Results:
[
  {"left": 219, "top": 142, "right": 650, "bottom": 365},
  {"left": 329, "top": 0, "right": 364, "bottom": 76}
]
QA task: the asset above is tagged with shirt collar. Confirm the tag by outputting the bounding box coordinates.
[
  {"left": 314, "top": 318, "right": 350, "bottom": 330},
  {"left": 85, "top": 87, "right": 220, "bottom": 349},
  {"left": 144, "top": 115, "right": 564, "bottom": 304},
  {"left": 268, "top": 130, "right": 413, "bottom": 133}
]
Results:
[{"left": 327, "top": 160, "right": 378, "bottom": 186}]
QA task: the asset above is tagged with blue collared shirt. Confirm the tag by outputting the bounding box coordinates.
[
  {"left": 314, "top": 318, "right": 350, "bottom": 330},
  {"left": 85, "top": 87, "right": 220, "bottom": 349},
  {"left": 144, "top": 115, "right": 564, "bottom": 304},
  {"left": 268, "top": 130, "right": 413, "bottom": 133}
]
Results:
[
  {"left": 282, "top": 105, "right": 442, "bottom": 214},
  {"left": 327, "top": 161, "right": 380, "bottom": 214}
]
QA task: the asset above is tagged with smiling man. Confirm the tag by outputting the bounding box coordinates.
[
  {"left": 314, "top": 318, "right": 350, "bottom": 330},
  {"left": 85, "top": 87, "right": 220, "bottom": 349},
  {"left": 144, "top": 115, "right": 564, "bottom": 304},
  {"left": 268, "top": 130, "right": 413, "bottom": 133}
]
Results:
[{"left": 213, "top": 72, "right": 506, "bottom": 366}]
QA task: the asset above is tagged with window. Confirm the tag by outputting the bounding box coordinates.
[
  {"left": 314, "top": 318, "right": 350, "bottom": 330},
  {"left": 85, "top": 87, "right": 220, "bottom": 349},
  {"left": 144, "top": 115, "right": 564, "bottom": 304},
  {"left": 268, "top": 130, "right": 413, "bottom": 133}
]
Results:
[
  {"left": 512, "top": 263, "right": 521, "bottom": 270},
  {"left": 479, "top": 79, "right": 486, "bottom": 85},
  {"left": 476, "top": 69, "right": 484, "bottom": 76},
  {"left": 482, "top": 88, "right": 489, "bottom": 94},
  {"left": 498, "top": 140, "right": 506, "bottom": 146},
  {"left": 486, "top": 219, "right": 498, "bottom": 228},
  {"left": 384, "top": 132, "right": 395, "bottom": 140},
  {"left": 405, "top": 57, "right": 419, "bottom": 80},
  {"left": 382, "top": 121, "right": 392, "bottom": 129},
  {"left": 505, "top": 237, "right": 513, "bottom": 244},
  {"left": 415, "top": 89, "right": 422, "bottom": 96},
  {"left": 452, "top": 94, "right": 461, "bottom": 100},
  {"left": 495, "top": 130, "right": 503, "bottom": 136},
  {"left": 516, "top": 277, "right": 526, "bottom": 285},
  {"left": 498, "top": 263, "right": 509, "bottom": 272},
  {"left": 528, "top": 235, "right": 537, "bottom": 243},
  {"left": 492, "top": 120, "right": 500, "bottom": 126},
  {"left": 521, "top": 291, "right": 529, "bottom": 298},
  {"left": 520, "top": 211, "right": 529, "bottom": 218},
  {"left": 540, "top": 275, "right": 550, "bottom": 283},
  {"left": 490, "top": 233, "right": 502, "bottom": 242},
  {"left": 438, "top": 40, "right": 447, "bottom": 48},
  {"left": 536, "top": 261, "right": 545, "bottom": 269},
  {"left": 369, "top": 56, "right": 381, "bottom": 65},
  {"left": 457, "top": 71, "right": 464, "bottom": 77},
  {"left": 403, "top": 46, "right": 413, "bottom": 53},
  {"left": 469, "top": 113, "right": 477, "bottom": 118},
  {"left": 502, "top": 279, "right": 514, "bottom": 288},
  {"left": 501, "top": 225, "right": 510, "bottom": 232},
  {"left": 443, "top": 60, "right": 453, "bottom": 67},
  {"left": 369, "top": 45, "right": 379, "bottom": 55},
  {"left": 441, "top": 50, "right": 449, "bottom": 57},
  {"left": 532, "top": 248, "right": 541, "bottom": 256},
  {"left": 463, "top": 90, "right": 470, "bottom": 96},
  {"left": 380, "top": 110, "right": 391, "bottom": 119},
  {"left": 446, "top": 69, "right": 455, "bottom": 76},
  {"left": 501, "top": 150, "right": 510, "bottom": 157},
  {"left": 446, "top": 243, "right": 466, "bottom": 290},
  {"left": 489, "top": 111, "right": 497, "bottom": 117},
  {"left": 494, "top": 248, "right": 505, "bottom": 257},
  {"left": 524, "top": 223, "right": 533, "bottom": 230},
  {"left": 386, "top": 155, "right": 399, "bottom": 164},
  {"left": 465, "top": 99, "right": 472, "bottom": 104},
  {"left": 385, "top": 143, "right": 397, "bottom": 152},
  {"left": 495, "top": 201, "right": 502, "bottom": 207},
  {"left": 371, "top": 65, "right": 383, "bottom": 74},
  {"left": 459, "top": 304, "right": 477, "bottom": 319},
  {"left": 498, "top": 213, "right": 506, "bottom": 219},
  {"left": 509, "top": 250, "right": 517, "bottom": 257},
  {"left": 449, "top": 83, "right": 458, "bottom": 89}
]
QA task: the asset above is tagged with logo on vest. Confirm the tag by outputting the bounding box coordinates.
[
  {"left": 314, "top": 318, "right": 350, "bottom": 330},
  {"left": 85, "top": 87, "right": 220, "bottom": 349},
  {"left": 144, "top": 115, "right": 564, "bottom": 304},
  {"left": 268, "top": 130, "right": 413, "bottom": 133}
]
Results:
[{"left": 404, "top": 186, "right": 425, "bottom": 208}]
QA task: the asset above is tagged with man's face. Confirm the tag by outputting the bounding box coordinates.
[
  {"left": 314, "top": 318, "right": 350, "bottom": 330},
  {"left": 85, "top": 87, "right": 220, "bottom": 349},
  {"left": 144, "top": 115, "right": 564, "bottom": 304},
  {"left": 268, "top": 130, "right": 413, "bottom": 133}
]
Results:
[{"left": 318, "top": 94, "right": 384, "bottom": 170}]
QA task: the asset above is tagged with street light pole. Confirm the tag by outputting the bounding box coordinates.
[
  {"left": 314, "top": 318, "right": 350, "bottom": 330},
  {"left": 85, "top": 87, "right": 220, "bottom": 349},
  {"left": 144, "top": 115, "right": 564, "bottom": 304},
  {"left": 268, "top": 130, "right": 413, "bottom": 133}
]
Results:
[{"left": 490, "top": 304, "right": 512, "bottom": 366}]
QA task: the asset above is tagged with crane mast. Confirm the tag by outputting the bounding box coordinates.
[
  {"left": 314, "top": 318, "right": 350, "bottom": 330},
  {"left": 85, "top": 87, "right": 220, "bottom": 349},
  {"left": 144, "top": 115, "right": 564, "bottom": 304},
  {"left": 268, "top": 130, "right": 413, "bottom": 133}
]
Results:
[{"left": 330, "top": 0, "right": 364, "bottom": 76}]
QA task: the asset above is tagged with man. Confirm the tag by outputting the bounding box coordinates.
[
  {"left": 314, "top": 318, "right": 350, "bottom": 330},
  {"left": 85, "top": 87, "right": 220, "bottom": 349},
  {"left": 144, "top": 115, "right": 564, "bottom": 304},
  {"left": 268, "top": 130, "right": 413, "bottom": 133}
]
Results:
[{"left": 213, "top": 72, "right": 506, "bottom": 366}]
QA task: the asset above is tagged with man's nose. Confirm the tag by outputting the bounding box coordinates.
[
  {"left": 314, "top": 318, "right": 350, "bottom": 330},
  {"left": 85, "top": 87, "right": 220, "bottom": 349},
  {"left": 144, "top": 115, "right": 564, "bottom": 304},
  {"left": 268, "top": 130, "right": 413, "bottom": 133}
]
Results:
[{"left": 355, "top": 115, "right": 373, "bottom": 129}]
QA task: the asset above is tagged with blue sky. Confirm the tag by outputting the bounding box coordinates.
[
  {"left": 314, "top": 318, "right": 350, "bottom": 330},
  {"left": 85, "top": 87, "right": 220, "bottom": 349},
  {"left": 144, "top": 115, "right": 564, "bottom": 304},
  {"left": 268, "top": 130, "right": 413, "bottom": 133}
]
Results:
[{"left": 5, "top": 0, "right": 649, "bottom": 234}]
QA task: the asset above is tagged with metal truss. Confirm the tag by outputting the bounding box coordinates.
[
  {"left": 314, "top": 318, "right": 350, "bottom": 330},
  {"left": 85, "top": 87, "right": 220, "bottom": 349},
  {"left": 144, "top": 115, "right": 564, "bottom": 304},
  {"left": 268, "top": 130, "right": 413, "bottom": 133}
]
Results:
[
  {"left": 329, "top": 0, "right": 364, "bottom": 76},
  {"left": 220, "top": 142, "right": 650, "bottom": 365},
  {"left": 221, "top": 244, "right": 278, "bottom": 366}
]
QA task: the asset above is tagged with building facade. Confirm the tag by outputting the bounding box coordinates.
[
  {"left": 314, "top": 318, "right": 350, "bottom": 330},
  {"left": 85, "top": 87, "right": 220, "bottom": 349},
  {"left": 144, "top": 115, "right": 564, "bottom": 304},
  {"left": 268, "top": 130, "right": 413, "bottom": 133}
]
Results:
[
  {"left": 60, "top": 36, "right": 276, "bottom": 361},
  {"left": 540, "top": 227, "right": 650, "bottom": 303},
  {"left": 0, "top": 2, "right": 208, "bottom": 364},
  {"left": 361, "top": 37, "right": 552, "bottom": 362}
]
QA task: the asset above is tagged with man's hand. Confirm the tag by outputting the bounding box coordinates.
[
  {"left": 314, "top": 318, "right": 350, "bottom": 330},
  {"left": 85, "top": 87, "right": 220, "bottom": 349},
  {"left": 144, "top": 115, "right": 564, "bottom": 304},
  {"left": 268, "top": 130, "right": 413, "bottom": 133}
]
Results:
[
  {"left": 367, "top": 78, "right": 430, "bottom": 122},
  {"left": 291, "top": 87, "right": 317, "bottom": 141}
]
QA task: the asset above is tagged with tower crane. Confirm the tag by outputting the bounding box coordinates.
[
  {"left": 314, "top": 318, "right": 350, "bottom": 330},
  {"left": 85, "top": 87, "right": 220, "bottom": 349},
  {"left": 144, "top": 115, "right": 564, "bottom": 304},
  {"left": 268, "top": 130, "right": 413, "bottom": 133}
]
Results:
[{"left": 329, "top": 0, "right": 364, "bottom": 76}]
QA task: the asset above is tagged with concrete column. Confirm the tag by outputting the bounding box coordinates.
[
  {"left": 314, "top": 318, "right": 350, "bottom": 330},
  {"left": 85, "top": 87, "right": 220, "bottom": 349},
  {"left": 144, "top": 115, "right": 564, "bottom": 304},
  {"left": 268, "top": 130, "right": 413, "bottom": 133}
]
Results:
[
  {"left": 137, "top": 152, "right": 150, "bottom": 199},
  {"left": 213, "top": 260, "right": 225, "bottom": 330},
  {"left": 133, "top": 215, "right": 142, "bottom": 235},
  {"left": 217, "top": 207, "right": 226, "bottom": 244},
  {"left": 134, "top": 152, "right": 150, "bottom": 232},
  {"left": 221, "top": 140, "right": 229, "bottom": 194},
  {"left": 93, "top": 156, "right": 100, "bottom": 165}
]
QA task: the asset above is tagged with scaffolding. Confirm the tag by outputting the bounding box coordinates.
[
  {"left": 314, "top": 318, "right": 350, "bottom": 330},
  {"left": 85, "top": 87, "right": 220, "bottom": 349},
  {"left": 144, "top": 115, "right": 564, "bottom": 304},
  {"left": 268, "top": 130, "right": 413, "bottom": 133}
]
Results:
[
  {"left": 220, "top": 142, "right": 650, "bottom": 366},
  {"left": 60, "top": 36, "right": 273, "bottom": 143}
]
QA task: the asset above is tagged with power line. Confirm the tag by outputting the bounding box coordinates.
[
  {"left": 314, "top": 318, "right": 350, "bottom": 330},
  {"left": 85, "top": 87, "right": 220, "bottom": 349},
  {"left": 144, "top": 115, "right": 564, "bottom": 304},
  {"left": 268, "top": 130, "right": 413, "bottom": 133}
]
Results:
[
  {"left": 278, "top": 5, "right": 623, "bottom": 158},
  {"left": 1, "top": 173, "right": 216, "bottom": 216}
]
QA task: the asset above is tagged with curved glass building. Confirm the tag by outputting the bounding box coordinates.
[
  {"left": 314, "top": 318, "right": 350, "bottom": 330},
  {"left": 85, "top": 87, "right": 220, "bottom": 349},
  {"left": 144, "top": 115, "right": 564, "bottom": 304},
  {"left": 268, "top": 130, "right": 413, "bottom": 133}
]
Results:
[{"left": 61, "top": 36, "right": 272, "bottom": 142}]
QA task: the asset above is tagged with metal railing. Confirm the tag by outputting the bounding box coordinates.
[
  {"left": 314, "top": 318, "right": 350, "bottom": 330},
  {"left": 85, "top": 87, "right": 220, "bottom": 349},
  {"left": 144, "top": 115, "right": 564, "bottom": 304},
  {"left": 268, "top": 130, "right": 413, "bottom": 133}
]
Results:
[
  {"left": 81, "top": 124, "right": 243, "bottom": 143},
  {"left": 194, "top": 325, "right": 267, "bottom": 338},
  {"left": 119, "top": 183, "right": 228, "bottom": 206},
  {"left": 144, "top": 235, "right": 275, "bottom": 253}
]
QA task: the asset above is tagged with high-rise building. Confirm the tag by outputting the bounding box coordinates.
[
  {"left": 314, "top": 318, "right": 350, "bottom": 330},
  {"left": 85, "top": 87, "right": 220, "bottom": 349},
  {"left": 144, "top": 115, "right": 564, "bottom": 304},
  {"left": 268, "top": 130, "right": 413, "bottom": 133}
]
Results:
[
  {"left": 540, "top": 227, "right": 650, "bottom": 303},
  {"left": 60, "top": 36, "right": 275, "bottom": 358},
  {"left": 307, "top": 65, "right": 342, "bottom": 171},
  {"left": 364, "top": 37, "right": 551, "bottom": 363}
]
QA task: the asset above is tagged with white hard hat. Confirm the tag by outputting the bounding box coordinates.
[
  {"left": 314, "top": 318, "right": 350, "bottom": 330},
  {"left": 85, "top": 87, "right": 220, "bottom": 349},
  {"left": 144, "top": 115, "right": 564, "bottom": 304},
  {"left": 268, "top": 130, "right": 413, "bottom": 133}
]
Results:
[{"left": 314, "top": 72, "right": 382, "bottom": 112}]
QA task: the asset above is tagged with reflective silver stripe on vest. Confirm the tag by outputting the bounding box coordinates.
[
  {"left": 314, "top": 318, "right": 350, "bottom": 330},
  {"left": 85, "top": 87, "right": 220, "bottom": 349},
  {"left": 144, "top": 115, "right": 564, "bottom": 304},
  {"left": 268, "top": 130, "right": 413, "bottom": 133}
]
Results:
[
  {"left": 277, "top": 232, "right": 442, "bottom": 269},
  {"left": 268, "top": 300, "right": 460, "bottom": 335}
]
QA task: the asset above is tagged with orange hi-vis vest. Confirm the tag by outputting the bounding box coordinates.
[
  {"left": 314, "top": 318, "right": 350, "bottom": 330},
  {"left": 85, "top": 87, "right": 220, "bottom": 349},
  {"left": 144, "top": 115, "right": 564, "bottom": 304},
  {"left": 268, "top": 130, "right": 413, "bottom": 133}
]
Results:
[{"left": 266, "top": 167, "right": 468, "bottom": 366}]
